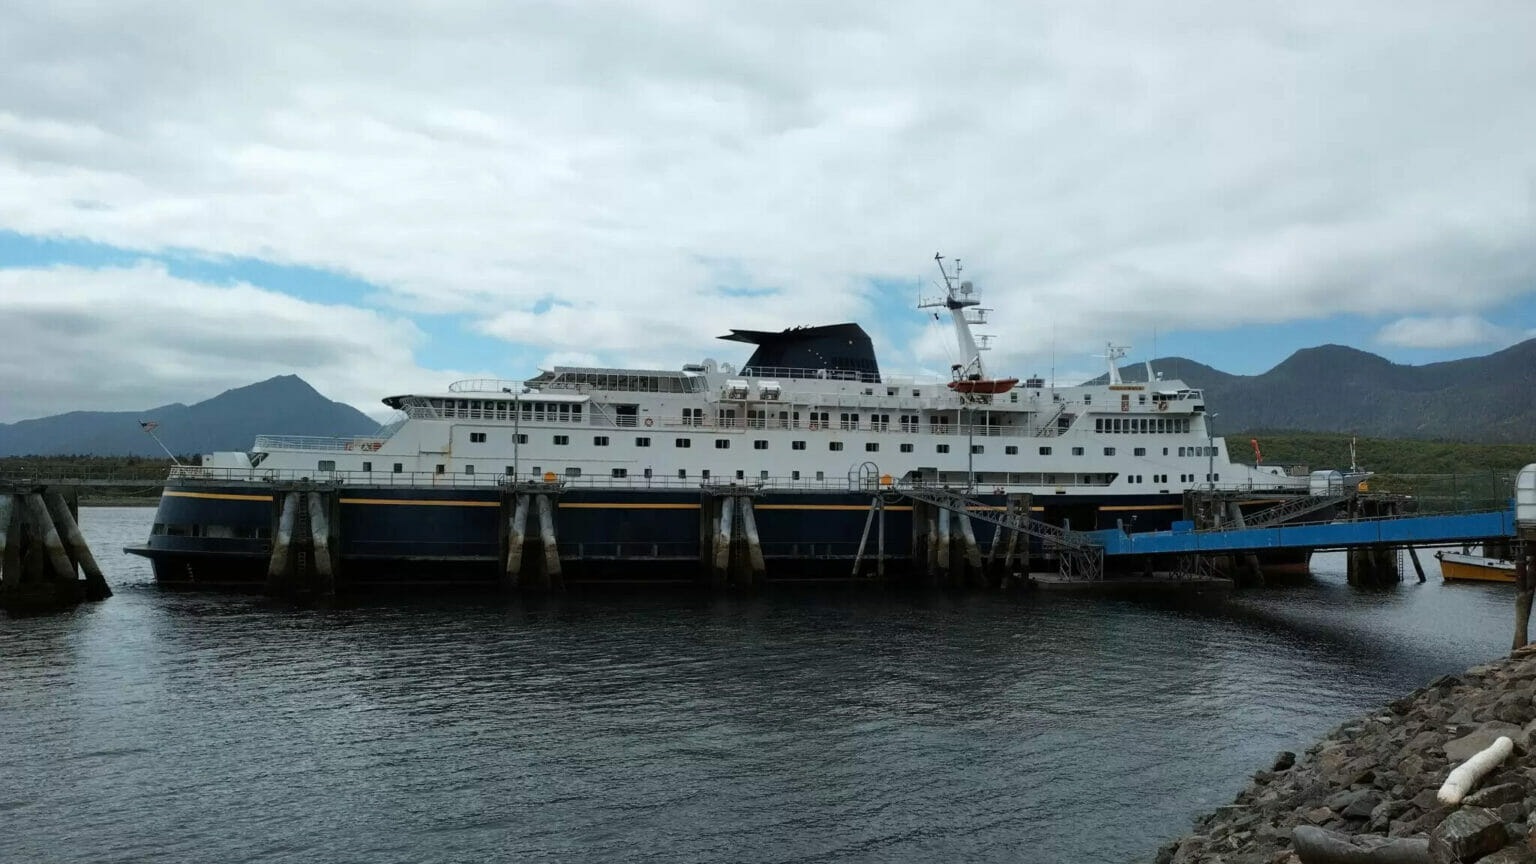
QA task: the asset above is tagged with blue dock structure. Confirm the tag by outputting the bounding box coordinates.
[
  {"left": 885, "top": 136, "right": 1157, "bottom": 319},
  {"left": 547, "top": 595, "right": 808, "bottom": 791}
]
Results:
[{"left": 895, "top": 464, "right": 1536, "bottom": 590}]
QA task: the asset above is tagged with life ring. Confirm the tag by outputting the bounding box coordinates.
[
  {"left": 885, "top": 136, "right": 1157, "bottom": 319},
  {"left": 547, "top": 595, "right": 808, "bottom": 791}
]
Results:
[
  {"left": 644, "top": 417, "right": 654, "bottom": 427},
  {"left": 1157, "top": 401, "right": 1168, "bottom": 412}
]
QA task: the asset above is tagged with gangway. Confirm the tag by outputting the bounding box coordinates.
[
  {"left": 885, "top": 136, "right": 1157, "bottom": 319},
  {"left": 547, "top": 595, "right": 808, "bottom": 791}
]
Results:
[
  {"left": 1242, "top": 493, "right": 1355, "bottom": 529},
  {"left": 897, "top": 485, "right": 1105, "bottom": 580}
]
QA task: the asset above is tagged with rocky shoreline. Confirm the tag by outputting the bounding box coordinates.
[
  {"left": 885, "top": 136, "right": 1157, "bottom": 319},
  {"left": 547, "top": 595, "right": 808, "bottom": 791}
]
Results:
[{"left": 1156, "top": 647, "right": 1536, "bottom": 863}]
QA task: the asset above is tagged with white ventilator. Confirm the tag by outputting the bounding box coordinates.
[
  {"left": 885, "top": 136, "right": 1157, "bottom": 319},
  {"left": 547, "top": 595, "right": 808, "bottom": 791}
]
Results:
[{"left": 1437, "top": 735, "right": 1513, "bottom": 805}]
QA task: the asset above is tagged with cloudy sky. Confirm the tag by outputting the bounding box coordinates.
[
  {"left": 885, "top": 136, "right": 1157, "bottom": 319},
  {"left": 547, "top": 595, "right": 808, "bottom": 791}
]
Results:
[{"left": 2, "top": 0, "right": 1534, "bottom": 422}]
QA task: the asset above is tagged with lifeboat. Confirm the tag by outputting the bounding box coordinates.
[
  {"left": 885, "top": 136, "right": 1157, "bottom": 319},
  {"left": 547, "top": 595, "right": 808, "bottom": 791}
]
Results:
[{"left": 947, "top": 377, "right": 1019, "bottom": 395}]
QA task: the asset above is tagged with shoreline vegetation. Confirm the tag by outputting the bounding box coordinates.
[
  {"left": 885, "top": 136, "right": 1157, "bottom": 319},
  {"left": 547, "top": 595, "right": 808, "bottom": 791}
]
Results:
[{"left": 1156, "top": 648, "right": 1536, "bottom": 864}]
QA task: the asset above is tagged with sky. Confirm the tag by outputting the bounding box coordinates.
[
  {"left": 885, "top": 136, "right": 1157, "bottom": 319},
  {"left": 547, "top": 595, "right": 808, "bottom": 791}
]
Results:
[{"left": 1, "top": 0, "right": 1534, "bottom": 423}]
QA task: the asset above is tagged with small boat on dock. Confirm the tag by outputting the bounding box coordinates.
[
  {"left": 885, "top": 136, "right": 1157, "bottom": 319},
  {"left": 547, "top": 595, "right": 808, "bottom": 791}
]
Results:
[{"left": 1437, "top": 550, "right": 1517, "bottom": 583}]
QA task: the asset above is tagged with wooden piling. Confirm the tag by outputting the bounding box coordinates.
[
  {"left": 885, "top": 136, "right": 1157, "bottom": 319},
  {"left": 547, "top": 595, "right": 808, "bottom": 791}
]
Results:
[
  {"left": 504, "top": 493, "right": 529, "bottom": 590},
  {"left": 1407, "top": 547, "right": 1427, "bottom": 584},
  {"left": 535, "top": 493, "right": 562, "bottom": 590},
  {"left": 44, "top": 490, "right": 110, "bottom": 600},
  {"left": 266, "top": 492, "right": 299, "bottom": 594},
  {"left": 739, "top": 496, "right": 766, "bottom": 585}
]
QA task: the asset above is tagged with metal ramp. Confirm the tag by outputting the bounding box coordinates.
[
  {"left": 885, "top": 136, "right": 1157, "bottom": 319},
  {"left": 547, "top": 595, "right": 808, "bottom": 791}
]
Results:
[
  {"left": 897, "top": 485, "right": 1105, "bottom": 580},
  {"left": 1242, "top": 493, "right": 1354, "bottom": 529}
]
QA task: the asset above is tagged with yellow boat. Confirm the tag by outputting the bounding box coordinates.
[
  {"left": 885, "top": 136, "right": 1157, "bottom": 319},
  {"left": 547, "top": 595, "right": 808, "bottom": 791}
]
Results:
[{"left": 1437, "top": 551, "right": 1517, "bottom": 583}]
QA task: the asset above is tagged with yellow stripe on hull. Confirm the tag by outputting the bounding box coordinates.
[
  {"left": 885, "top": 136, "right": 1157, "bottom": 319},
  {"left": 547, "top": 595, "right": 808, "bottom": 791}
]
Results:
[{"left": 1440, "top": 560, "right": 1517, "bottom": 583}]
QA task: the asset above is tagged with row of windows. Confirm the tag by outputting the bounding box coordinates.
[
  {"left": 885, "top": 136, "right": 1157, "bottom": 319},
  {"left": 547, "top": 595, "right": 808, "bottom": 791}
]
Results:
[
  {"left": 1094, "top": 418, "right": 1193, "bottom": 434},
  {"left": 433, "top": 398, "right": 584, "bottom": 422},
  {"left": 460, "top": 433, "right": 1221, "bottom": 459}
]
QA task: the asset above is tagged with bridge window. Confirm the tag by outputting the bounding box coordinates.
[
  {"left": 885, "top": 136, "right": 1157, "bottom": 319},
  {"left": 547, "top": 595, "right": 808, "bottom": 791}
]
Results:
[
  {"left": 830, "top": 442, "right": 844, "bottom": 451},
  {"left": 1039, "top": 446, "right": 1052, "bottom": 455},
  {"left": 1103, "top": 447, "right": 1115, "bottom": 456},
  {"left": 436, "top": 464, "right": 445, "bottom": 474},
  {"left": 676, "top": 438, "right": 691, "bottom": 448},
  {"left": 470, "top": 432, "right": 486, "bottom": 443},
  {"left": 594, "top": 435, "right": 609, "bottom": 446},
  {"left": 554, "top": 435, "right": 569, "bottom": 446},
  {"left": 754, "top": 440, "right": 768, "bottom": 450},
  {"left": 318, "top": 460, "right": 335, "bottom": 471},
  {"left": 715, "top": 439, "right": 730, "bottom": 449},
  {"left": 792, "top": 470, "right": 801, "bottom": 480},
  {"left": 566, "top": 467, "right": 581, "bottom": 477},
  {"left": 736, "top": 470, "right": 745, "bottom": 480},
  {"left": 635, "top": 437, "right": 650, "bottom": 447},
  {"left": 936, "top": 444, "right": 949, "bottom": 454},
  {"left": 393, "top": 463, "right": 403, "bottom": 473},
  {"left": 516, "top": 434, "right": 528, "bottom": 444},
  {"left": 612, "top": 468, "right": 627, "bottom": 478},
  {"left": 792, "top": 441, "right": 806, "bottom": 450},
  {"left": 971, "top": 445, "right": 983, "bottom": 454},
  {"left": 362, "top": 462, "right": 372, "bottom": 472},
  {"left": 1134, "top": 447, "right": 1146, "bottom": 456},
  {"left": 702, "top": 470, "right": 710, "bottom": 480},
  {"left": 866, "top": 443, "right": 879, "bottom": 452},
  {"left": 900, "top": 443, "right": 913, "bottom": 453},
  {"left": 1072, "top": 447, "right": 1084, "bottom": 456},
  {"left": 678, "top": 469, "right": 687, "bottom": 479},
  {"left": 465, "top": 465, "right": 475, "bottom": 475},
  {"left": 1006, "top": 445, "right": 1018, "bottom": 455}
]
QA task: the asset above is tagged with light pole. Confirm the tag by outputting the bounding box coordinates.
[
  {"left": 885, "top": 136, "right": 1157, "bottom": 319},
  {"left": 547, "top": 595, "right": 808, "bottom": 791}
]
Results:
[
  {"left": 1206, "top": 412, "right": 1219, "bottom": 491},
  {"left": 966, "top": 404, "right": 975, "bottom": 492},
  {"left": 505, "top": 387, "right": 520, "bottom": 482}
]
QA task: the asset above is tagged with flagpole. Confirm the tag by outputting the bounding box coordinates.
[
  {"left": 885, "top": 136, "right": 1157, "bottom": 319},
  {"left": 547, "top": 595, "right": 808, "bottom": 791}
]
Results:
[{"left": 139, "top": 421, "right": 183, "bottom": 466}]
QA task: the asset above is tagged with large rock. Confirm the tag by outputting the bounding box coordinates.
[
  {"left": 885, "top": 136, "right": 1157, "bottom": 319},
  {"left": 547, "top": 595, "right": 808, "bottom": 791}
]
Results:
[
  {"left": 1428, "top": 807, "right": 1507, "bottom": 863},
  {"left": 1465, "top": 783, "right": 1529, "bottom": 809},
  {"left": 1479, "top": 845, "right": 1536, "bottom": 864},
  {"left": 1445, "top": 724, "right": 1524, "bottom": 763},
  {"left": 1291, "top": 825, "right": 1431, "bottom": 863}
]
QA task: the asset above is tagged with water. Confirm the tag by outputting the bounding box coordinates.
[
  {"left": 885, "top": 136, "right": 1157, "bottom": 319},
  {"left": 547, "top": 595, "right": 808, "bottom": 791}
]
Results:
[{"left": 0, "top": 508, "right": 1517, "bottom": 864}]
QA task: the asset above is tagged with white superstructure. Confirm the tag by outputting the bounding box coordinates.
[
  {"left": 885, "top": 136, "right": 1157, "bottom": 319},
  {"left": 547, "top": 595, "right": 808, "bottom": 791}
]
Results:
[{"left": 203, "top": 259, "right": 1304, "bottom": 496}]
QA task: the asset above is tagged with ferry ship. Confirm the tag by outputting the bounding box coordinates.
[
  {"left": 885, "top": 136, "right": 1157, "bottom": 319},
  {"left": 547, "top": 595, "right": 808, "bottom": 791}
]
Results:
[{"left": 130, "top": 256, "right": 1306, "bottom": 585}]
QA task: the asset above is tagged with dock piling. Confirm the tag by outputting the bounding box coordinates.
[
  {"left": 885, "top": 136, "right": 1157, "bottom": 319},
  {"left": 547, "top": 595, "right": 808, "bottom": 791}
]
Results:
[
  {"left": 44, "top": 491, "right": 110, "bottom": 599},
  {"left": 956, "top": 510, "right": 984, "bottom": 587},
  {"left": 739, "top": 496, "right": 766, "bottom": 585},
  {"left": 935, "top": 504, "right": 951, "bottom": 584},
  {"left": 535, "top": 493, "right": 562, "bottom": 590},
  {"left": 266, "top": 492, "right": 299, "bottom": 595},
  {"left": 712, "top": 494, "right": 735, "bottom": 585},
  {"left": 23, "top": 493, "right": 76, "bottom": 586},
  {"left": 307, "top": 491, "right": 336, "bottom": 596},
  {"left": 503, "top": 493, "right": 530, "bottom": 590}
]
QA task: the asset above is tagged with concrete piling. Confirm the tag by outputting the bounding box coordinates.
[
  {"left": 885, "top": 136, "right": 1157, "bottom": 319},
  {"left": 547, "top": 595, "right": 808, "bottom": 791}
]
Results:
[
  {"left": 956, "top": 510, "right": 984, "bottom": 587},
  {"left": 535, "top": 493, "right": 562, "bottom": 590},
  {"left": 739, "top": 496, "right": 766, "bottom": 585},
  {"left": 44, "top": 491, "right": 110, "bottom": 599},
  {"left": 503, "top": 493, "right": 530, "bottom": 590},
  {"left": 0, "top": 485, "right": 110, "bottom": 610}
]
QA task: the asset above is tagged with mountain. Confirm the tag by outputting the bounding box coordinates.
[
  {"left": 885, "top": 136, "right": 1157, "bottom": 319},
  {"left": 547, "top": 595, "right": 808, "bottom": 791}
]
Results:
[
  {"left": 1092, "top": 339, "right": 1536, "bottom": 443},
  {"left": 0, "top": 376, "right": 379, "bottom": 457}
]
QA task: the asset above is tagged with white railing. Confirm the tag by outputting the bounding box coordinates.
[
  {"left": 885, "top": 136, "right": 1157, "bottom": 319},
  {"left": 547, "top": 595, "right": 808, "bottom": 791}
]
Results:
[
  {"left": 253, "top": 435, "right": 389, "bottom": 452},
  {"left": 448, "top": 379, "right": 526, "bottom": 393}
]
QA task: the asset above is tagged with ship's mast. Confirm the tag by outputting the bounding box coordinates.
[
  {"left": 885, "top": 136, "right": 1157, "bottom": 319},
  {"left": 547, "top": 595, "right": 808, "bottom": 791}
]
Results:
[{"left": 920, "top": 253, "right": 990, "bottom": 380}]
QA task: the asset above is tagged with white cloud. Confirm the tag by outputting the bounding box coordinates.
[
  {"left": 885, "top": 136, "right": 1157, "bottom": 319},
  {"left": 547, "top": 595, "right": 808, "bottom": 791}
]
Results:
[
  {"left": 1, "top": 0, "right": 1535, "bottom": 404},
  {"left": 1375, "top": 315, "right": 1516, "bottom": 350},
  {"left": 0, "top": 263, "right": 483, "bottom": 422}
]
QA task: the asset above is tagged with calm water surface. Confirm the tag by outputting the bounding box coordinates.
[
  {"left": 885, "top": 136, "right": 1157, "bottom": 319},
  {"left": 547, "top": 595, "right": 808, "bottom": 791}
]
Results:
[{"left": 0, "top": 507, "right": 1516, "bottom": 863}]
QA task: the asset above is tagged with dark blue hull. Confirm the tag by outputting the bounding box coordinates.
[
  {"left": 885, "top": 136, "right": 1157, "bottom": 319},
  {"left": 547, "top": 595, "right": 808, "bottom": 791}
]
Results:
[{"left": 128, "top": 483, "right": 1193, "bottom": 587}]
